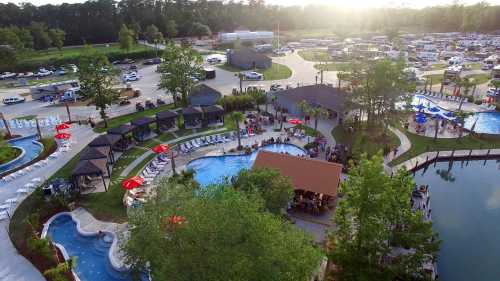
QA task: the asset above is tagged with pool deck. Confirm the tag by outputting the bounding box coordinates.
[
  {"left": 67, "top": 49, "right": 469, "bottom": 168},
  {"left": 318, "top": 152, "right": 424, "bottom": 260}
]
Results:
[{"left": 0, "top": 126, "right": 98, "bottom": 281}]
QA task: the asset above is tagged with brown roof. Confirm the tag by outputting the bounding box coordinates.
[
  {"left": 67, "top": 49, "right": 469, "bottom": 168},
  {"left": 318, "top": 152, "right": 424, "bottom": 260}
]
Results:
[{"left": 253, "top": 151, "right": 342, "bottom": 197}]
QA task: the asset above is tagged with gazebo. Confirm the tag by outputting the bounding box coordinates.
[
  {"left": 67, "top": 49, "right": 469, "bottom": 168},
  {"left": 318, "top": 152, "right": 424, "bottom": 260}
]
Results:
[
  {"left": 131, "top": 117, "right": 156, "bottom": 142},
  {"left": 182, "top": 106, "right": 203, "bottom": 129},
  {"left": 71, "top": 158, "right": 110, "bottom": 192},
  {"left": 156, "top": 110, "right": 179, "bottom": 132},
  {"left": 88, "top": 134, "right": 121, "bottom": 161},
  {"left": 202, "top": 105, "right": 225, "bottom": 127},
  {"left": 79, "top": 145, "right": 115, "bottom": 164},
  {"left": 107, "top": 124, "right": 136, "bottom": 151}
]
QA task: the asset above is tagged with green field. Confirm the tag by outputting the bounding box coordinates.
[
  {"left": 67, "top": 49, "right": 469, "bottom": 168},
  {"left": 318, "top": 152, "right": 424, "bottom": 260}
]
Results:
[
  {"left": 423, "top": 74, "right": 444, "bottom": 85},
  {"left": 314, "top": 62, "right": 351, "bottom": 72},
  {"left": 297, "top": 49, "right": 332, "bottom": 62},
  {"left": 429, "top": 63, "right": 447, "bottom": 70},
  {"left": 20, "top": 43, "right": 152, "bottom": 65},
  {"left": 216, "top": 63, "right": 292, "bottom": 81},
  {"left": 390, "top": 130, "right": 500, "bottom": 166},
  {"left": 465, "top": 73, "right": 491, "bottom": 85}
]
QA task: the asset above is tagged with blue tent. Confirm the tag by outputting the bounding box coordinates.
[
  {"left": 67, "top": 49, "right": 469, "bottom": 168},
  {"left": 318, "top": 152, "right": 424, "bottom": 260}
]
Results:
[{"left": 428, "top": 106, "right": 440, "bottom": 112}]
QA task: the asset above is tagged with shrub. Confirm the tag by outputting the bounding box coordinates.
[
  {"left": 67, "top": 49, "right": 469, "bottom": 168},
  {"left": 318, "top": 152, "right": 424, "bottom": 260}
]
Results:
[
  {"left": 220, "top": 94, "right": 254, "bottom": 112},
  {"left": 27, "top": 235, "right": 54, "bottom": 261},
  {"left": 43, "top": 258, "right": 74, "bottom": 281}
]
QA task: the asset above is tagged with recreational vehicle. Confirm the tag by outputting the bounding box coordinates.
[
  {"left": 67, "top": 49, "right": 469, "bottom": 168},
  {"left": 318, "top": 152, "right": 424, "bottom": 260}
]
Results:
[
  {"left": 492, "top": 65, "right": 500, "bottom": 82},
  {"left": 443, "top": 65, "right": 462, "bottom": 85},
  {"left": 30, "top": 80, "right": 80, "bottom": 101}
]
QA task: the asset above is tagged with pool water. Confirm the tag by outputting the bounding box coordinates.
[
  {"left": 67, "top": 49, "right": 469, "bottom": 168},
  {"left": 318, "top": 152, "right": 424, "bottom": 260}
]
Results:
[
  {"left": 0, "top": 135, "right": 43, "bottom": 174},
  {"left": 47, "top": 215, "right": 146, "bottom": 281},
  {"left": 411, "top": 95, "right": 500, "bottom": 135},
  {"left": 413, "top": 160, "right": 500, "bottom": 281},
  {"left": 187, "top": 143, "right": 306, "bottom": 186}
]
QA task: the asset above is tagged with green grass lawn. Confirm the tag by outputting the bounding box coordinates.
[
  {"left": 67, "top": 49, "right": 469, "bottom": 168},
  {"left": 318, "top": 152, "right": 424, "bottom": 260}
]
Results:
[
  {"left": 466, "top": 63, "right": 482, "bottom": 70},
  {"left": 297, "top": 49, "right": 332, "bottom": 62},
  {"left": 314, "top": 62, "right": 351, "bottom": 72},
  {"left": 94, "top": 104, "right": 177, "bottom": 133},
  {"left": 332, "top": 124, "right": 401, "bottom": 160},
  {"left": 464, "top": 73, "right": 491, "bottom": 85},
  {"left": 429, "top": 63, "right": 447, "bottom": 70},
  {"left": 262, "top": 63, "right": 292, "bottom": 81},
  {"left": 424, "top": 74, "right": 444, "bottom": 85},
  {"left": 390, "top": 130, "right": 500, "bottom": 166},
  {"left": 20, "top": 43, "right": 152, "bottom": 65},
  {"left": 0, "top": 146, "right": 22, "bottom": 164},
  {"left": 217, "top": 63, "right": 292, "bottom": 81}
]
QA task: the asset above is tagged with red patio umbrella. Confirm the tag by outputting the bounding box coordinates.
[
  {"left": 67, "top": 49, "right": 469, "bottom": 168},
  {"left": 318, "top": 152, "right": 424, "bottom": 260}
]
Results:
[
  {"left": 288, "top": 119, "right": 303, "bottom": 125},
  {"left": 54, "top": 132, "right": 71, "bottom": 140},
  {"left": 55, "top": 123, "right": 71, "bottom": 131},
  {"left": 122, "top": 176, "right": 144, "bottom": 190},
  {"left": 152, "top": 144, "right": 170, "bottom": 154}
]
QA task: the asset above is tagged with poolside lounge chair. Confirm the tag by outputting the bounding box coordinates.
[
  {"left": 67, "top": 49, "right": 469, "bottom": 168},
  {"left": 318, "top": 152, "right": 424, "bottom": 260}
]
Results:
[{"left": 190, "top": 140, "right": 199, "bottom": 148}]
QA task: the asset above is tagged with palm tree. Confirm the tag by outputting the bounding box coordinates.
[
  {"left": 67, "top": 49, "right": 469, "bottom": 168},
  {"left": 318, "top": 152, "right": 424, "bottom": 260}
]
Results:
[
  {"left": 458, "top": 78, "right": 474, "bottom": 111},
  {"left": 298, "top": 100, "right": 329, "bottom": 133},
  {"left": 230, "top": 111, "right": 244, "bottom": 149}
]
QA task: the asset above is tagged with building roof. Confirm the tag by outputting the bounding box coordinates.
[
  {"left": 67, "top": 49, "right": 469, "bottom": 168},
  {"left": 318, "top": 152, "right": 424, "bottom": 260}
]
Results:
[
  {"left": 202, "top": 104, "right": 224, "bottom": 114},
  {"left": 188, "top": 84, "right": 222, "bottom": 106},
  {"left": 228, "top": 48, "right": 271, "bottom": 63},
  {"left": 156, "top": 110, "right": 178, "bottom": 120},
  {"left": 275, "top": 85, "right": 347, "bottom": 113},
  {"left": 88, "top": 134, "right": 121, "bottom": 147},
  {"left": 182, "top": 106, "right": 203, "bottom": 116},
  {"left": 71, "top": 159, "right": 108, "bottom": 177},
  {"left": 107, "top": 124, "right": 136, "bottom": 135},
  {"left": 131, "top": 116, "right": 155, "bottom": 127},
  {"left": 253, "top": 151, "right": 342, "bottom": 197},
  {"left": 79, "top": 146, "right": 110, "bottom": 161}
]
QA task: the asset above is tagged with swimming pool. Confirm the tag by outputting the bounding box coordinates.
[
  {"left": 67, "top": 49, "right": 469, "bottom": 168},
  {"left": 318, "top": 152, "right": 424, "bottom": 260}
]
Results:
[
  {"left": 46, "top": 214, "right": 147, "bottom": 281},
  {"left": 187, "top": 143, "right": 306, "bottom": 186},
  {"left": 413, "top": 160, "right": 500, "bottom": 281},
  {"left": 0, "top": 135, "right": 43, "bottom": 174},
  {"left": 411, "top": 95, "right": 500, "bottom": 135}
]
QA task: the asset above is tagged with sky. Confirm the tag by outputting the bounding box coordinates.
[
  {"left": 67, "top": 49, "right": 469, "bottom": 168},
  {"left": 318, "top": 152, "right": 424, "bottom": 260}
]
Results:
[{"left": 2, "top": 0, "right": 500, "bottom": 8}]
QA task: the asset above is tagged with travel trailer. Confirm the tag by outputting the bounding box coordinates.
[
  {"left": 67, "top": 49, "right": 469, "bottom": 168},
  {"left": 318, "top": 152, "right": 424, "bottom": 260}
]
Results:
[{"left": 30, "top": 80, "right": 80, "bottom": 101}]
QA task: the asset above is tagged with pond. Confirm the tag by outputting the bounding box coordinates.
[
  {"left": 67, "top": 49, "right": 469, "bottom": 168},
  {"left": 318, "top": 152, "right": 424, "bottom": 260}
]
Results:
[{"left": 413, "top": 159, "right": 500, "bottom": 281}]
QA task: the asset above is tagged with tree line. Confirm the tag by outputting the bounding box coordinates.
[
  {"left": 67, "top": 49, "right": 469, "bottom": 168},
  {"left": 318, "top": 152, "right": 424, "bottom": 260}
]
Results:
[{"left": 1, "top": 0, "right": 500, "bottom": 48}]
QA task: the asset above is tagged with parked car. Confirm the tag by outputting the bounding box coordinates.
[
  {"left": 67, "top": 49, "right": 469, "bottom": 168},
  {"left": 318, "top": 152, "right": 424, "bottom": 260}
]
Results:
[
  {"left": 17, "top": 72, "right": 34, "bottom": 78},
  {"left": 123, "top": 72, "right": 139, "bottom": 82},
  {"left": 270, "top": 84, "right": 284, "bottom": 92},
  {"left": 143, "top": 58, "right": 162, "bottom": 65},
  {"left": 3, "top": 96, "right": 26, "bottom": 105},
  {"left": 55, "top": 68, "right": 67, "bottom": 76},
  {"left": 35, "top": 68, "right": 53, "bottom": 77},
  {"left": 129, "top": 65, "right": 138, "bottom": 71},
  {"left": 244, "top": 71, "right": 263, "bottom": 80},
  {"left": 207, "top": 57, "right": 221, "bottom": 64},
  {"left": 0, "top": 72, "right": 17, "bottom": 79},
  {"left": 59, "top": 89, "right": 82, "bottom": 102},
  {"left": 67, "top": 64, "right": 78, "bottom": 73}
]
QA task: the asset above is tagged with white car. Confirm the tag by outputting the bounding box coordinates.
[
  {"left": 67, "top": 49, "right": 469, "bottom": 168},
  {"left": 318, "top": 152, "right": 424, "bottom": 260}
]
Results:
[
  {"left": 67, "top": 64, "right": 78, "bottom": 73},
  {"left": 35, "top": 69, "right": 53, "bottom": 77},
  {"left": 123, "top": 72, "right": 139, "bottom": 82},
  {"left": 0, "top": 72, "right": 17, "bottom": 79},
  {"left": 17, "top": 72, "right": 34, "bottom": 78},
  {"left": 3, "top": 96, "right": 26, "bottom": 105},
  {"left": 244, "top": 71, "right": 263, "bottom": 80}
]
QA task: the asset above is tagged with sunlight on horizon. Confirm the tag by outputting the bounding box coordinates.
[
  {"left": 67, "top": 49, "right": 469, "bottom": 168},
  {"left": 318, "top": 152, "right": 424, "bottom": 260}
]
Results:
[{"left": 2, "top": 0, "right": 500, "bottom": 7}]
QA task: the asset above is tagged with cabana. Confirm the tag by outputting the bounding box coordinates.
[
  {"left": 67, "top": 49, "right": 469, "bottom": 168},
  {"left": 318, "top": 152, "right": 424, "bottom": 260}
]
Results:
[
  {"left": 88, "top": 134, "right": 121, "bottom": 161},
  {"left": 71, "top": 159, "right": 110, "bottom": 192},
  {"left": 156, "top": 110, "right": 179, "bottom": 132},
  {"left": 79, "top": 145, "right": 115, "bottom": 164},
  {"left": 107, "top": 124, "right": 136, "bottom": 151},
  {"left": 202, "top": 105, "right": 225, "bottom": 127},
  {"left": 182, "top": 106, "right": 203, "bottom": 129},
  {"left": 131, "top": 117, "right": 156, "bottom": 142}
]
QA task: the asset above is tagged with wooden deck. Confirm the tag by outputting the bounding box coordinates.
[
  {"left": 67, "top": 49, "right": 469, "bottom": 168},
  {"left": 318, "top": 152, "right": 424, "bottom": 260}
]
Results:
[{"left": 392, "top": 148, "right": 500, "bottom": 173}]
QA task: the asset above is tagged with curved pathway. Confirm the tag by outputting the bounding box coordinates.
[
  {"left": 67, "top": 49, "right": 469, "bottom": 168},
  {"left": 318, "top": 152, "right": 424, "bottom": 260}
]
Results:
[{"left": 384, "top": 126, "right": 412, "bottom": 164}]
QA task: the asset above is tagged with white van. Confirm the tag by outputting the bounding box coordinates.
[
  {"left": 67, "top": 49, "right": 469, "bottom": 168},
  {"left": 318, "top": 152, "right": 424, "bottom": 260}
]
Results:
[{"left": 3, "top": 96, "right": 26, "bottom": 105}]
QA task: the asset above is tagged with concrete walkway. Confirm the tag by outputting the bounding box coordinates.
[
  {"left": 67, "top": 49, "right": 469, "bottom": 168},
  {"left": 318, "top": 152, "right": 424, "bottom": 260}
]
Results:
[
  {"left": 384, "top": 126, "right": 412, "bottom": 164},
  {"left": 0, "top": 125, "right": 98, "bottom": 281}
]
